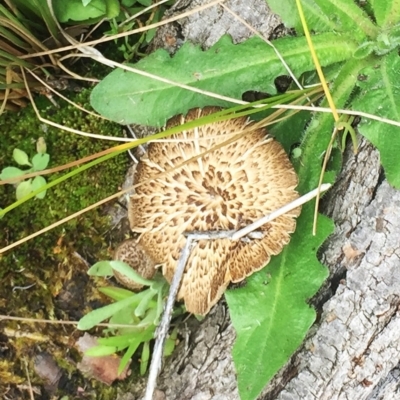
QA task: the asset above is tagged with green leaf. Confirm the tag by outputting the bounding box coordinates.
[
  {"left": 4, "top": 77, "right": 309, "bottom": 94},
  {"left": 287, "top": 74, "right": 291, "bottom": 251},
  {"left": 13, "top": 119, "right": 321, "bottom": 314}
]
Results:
[
  {"left": 353, "top": 51, "right": 400, "bottom": 188},
  {"left": 118, "top": 326, "right": 154, "bottom": 374},
  {"left": 13, "top": 148, "right": 31, "bottom": 166},
  {"left": 16, "top": 180, "right": 33, "bottom": 200},
  {"left": 53, "top": 0, "right": 106, "bottom": 22},
  {"left": 85, "top": 345, "right": 119, "bottom": 356},
  {"left": 311, "top": 0, "right": 378, "bottom": 39},
  {"left": 134, "top": 288, "right": 157, "bottom": 317},
  {"left": 268, "top": 0, "right": 377, "bottom": 39},
  {"left": 223, "top": 56, "right": 355, "bottom": 395},
  {"left": 91, "top": 33, "right": 357, "bottom": 126},
  {"left": 88, "top": 261, "right": 114, "bottom": 276},
  {"left": 0, "top": 166, "right": 26, "bottom": 182},
  {"left": 99, "top": 286, "right": 135, "bottom": 301},
  {"left": 137, "top": 0, "right": 152, "bottom": 6},
  {"left": 353, "top": 41, "right": 374, "bottom": 59},
  {"left": 105, "top": 0, "right": 120, "bottom": 18},
  {"left": 31, "top": 153, "right": 50, "bottom": 171},
  {"left": 267, "top": 0, "right": 332, "bottom": 33},
  {"left": 77, "top": 294, "right": 139, "bottom": 330},
  {"left": 140, "top": 341, "right": 150, "bottom": 375},
  {"left": 97, "top": 333, "right": 135, "bottom": 348},
  {"left": 371, "top": 0, "right": 400, "bottom": 27},
  {"left": 297, "top": 56, "right": 367, "bottom": 192},
  {"left": 110, "top": 260, "right": 155, "bottom": 286},
  {"left": 226, "top": 204, "right": 333, "bottom": 400},
  {"left": 31, "top": 176, "right": 47, "bottom": 199}
]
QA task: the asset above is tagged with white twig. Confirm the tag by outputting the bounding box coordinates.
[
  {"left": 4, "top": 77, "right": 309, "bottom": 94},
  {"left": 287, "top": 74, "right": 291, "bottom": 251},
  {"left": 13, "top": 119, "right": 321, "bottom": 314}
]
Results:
[
  {"left": 144, "top": 235, "right": 195, "bottom": 400},
  {"left": 184, "top": 230, "right": 263, "bottom": 240},
  {"left": 231, "top": 183, "right": 331, "bottom": 240}
]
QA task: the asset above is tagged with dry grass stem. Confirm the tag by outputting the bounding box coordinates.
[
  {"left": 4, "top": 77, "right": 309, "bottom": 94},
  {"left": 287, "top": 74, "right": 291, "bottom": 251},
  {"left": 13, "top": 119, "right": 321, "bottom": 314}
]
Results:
[{"left": 21, "top": 0, "right": 226, "bottom": 59}]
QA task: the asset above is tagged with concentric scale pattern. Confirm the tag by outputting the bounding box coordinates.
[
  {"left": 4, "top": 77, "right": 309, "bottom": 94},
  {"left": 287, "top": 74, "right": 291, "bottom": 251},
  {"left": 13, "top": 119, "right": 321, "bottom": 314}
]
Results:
[{"left": 128, "top": 107, "right": 300, "bottom": 315}]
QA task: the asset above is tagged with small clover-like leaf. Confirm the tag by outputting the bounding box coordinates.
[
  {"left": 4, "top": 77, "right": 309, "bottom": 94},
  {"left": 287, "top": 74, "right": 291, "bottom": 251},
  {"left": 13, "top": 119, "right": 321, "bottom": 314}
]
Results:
[
  {"left": 16, "top": 180, "right": 33, "bottom": 200},
  {"left": 32, "top": 153, "right": 50, "bottom": 171},
  {"left": 0, "top": 167, "right": 26, "bottom": 182},
  {"left": 13, "top": 149, "right": 32, "bottom": 166},
  {"left": 32, "top": 176, "right": 47, "bottom": 199}
]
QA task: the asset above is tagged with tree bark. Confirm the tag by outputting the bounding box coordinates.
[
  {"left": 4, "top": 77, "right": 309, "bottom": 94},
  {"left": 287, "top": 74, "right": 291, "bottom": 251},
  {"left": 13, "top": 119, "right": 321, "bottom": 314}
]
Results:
[{"left": 120, "top": 1, "right": 400, "bottom": 399}]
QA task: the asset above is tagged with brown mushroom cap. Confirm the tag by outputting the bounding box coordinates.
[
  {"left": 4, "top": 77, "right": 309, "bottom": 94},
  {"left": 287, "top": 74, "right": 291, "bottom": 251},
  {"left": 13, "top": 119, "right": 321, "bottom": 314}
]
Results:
[
  {"left": 129, "top": 107, "right": 300, "bottom": 315},
  {"left": 113, "top": 239, "right": 157, "bottom": 291}
]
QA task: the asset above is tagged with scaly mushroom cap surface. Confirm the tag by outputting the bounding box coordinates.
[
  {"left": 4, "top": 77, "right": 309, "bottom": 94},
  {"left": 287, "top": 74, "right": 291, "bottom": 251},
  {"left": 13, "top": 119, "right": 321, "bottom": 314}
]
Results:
[
  {"left": 113, "top": 239, "right": 157, "bottom": 291},
  {"left": 129, "top": 107, "right": 300, "bottom": 315}
]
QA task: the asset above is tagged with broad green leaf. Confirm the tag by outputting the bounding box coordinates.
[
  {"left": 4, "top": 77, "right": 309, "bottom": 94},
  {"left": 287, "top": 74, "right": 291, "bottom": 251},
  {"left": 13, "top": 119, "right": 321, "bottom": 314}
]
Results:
[
  {"left": 0, "top": 166, "right": 26, "bottom": 182},
  {"left": 105, "top": 0, "right": 120, "bottom": 18},
  {"left": 16, "top": 180, "right": 32, "bottom": 200},
  {"left": 137, "top": 0, "right": 152, "bottom": 6},
  {"left": 13, "top": 149, "right": 31, "bottom": 166},
  {"left": 352, "top": 51, "right": 400, "bottom": 188},
  {"left": 53, "top": 0, "right": 106, "bottom": 22},
  {"left": 32, "top": 176, "right": 47, "bottom": 199},
  {"left": 268, "top": 0, "right": 377, "bottom": 39},
  {"left": 313, "top": 0, "right": 378, "bottom": 39},
  {"left": 31, "top": 153, "right": 50, "bottom": 171},
  {"left": 77, "top": 294, "right": 138, "bottom": 330},
  {"left": 267, "top": 0, "right": 332, "bottom": 33},
  {"left": 91, "top": 33, "right": 357, "bottom": 126},
  {"left": 371, "top": 0, "right": 400, "bottom": 27},
  {"left": 224, "top": 58, "right": 359, "bottom": 396},
  {"left": 226, "top": 203, "right": 333, "bottom": 400}
]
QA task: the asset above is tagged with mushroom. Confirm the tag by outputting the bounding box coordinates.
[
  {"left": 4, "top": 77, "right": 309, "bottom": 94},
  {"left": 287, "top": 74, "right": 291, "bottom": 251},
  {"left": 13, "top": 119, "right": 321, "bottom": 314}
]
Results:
[
  {"left": 113, "top": 239, "right": 157, "bottom": 291},
  {"left": 129, "top": 107, "right": 300, "bottom": 315}
]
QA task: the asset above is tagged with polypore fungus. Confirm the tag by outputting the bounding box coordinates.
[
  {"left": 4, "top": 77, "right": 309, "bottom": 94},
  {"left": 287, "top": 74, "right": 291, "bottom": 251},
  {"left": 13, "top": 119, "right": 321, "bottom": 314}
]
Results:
[{"left": 129, "top": 107, "right": 300, "bottom": 315}]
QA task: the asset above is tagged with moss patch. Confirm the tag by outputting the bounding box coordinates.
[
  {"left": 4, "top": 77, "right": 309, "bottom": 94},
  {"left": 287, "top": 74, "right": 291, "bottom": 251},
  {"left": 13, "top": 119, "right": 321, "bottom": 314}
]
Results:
[{"left": 0, "top": 89, "right": 133, "bottom": 399}]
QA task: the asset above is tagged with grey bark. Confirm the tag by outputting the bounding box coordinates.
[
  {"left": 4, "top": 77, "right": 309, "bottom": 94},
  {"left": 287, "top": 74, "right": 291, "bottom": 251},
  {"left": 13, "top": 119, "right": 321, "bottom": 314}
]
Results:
[{"left": 119, "top": 1, "right": 400, "bottom": 399}]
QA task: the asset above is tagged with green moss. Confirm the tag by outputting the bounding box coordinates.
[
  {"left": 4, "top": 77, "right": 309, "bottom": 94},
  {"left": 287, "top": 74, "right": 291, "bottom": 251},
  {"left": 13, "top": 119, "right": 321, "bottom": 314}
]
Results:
[{"left": 0, "top": 88, "right": 130, "bottom": 396}]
